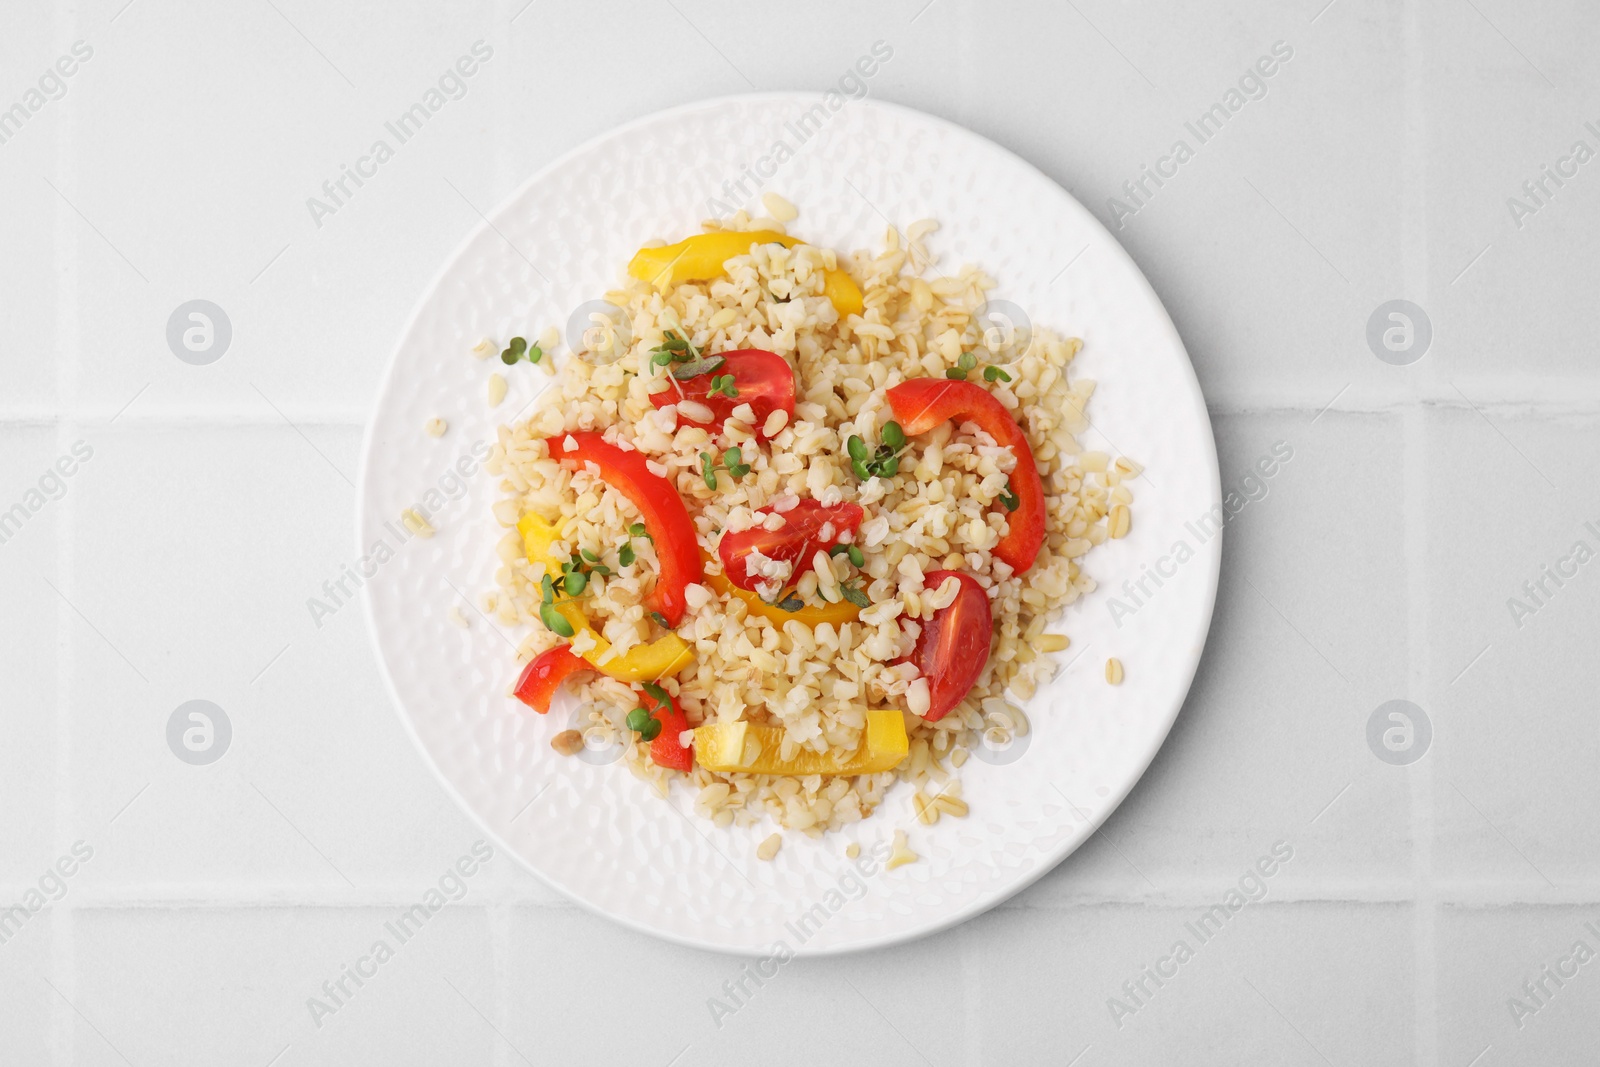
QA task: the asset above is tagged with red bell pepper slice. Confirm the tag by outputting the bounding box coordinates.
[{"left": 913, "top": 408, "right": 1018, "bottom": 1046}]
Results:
[
  {"left": 885, "top": 379, "right": 1046, "bottom": 574},
  {"left": 640, "top": 684, "right": 693, "bottom": 772},
  {"left": 717, "top": 499, "right": 864, "bottom": 592},
  {"left": 648, "top": 349, "right": 795, "bottom": 439},
  {"left": 513, "top": 645, "right": 591, "bottom": 714},
  {"left": 552, "top": 431, "right": 703, "bottom": 626}
]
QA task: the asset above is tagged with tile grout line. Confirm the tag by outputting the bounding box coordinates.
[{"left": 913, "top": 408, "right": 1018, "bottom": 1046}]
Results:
[
  {"left": 1407, "top": 394, "right": 1439, "bottom": 1067},
  {"left": 1400, "top": 1, "right": 1438, "bottom": 1058},
  {"left": 51, "top": 0, "right": 80, "bottom": 1058}
]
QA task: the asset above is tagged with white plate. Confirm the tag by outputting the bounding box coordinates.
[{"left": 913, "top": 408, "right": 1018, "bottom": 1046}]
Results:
[{"left": 359, "top": 94, "right": 1221, "bottom": 955}]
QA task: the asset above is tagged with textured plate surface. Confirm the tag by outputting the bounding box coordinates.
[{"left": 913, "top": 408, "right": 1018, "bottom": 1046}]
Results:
[{"left": 359, "top": 94, "right": 1221, "bottom": 955}]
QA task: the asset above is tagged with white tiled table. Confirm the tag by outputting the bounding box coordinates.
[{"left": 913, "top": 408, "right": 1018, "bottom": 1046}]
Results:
[{"left": 5, "top": 0, "right": 1598, "bottom": 1063}]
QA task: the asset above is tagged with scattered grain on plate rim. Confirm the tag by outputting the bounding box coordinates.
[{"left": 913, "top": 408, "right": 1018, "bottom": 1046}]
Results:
[
  {"left": 845, "top": 842, "right": 861, "bottom": 859},
  {"left": 487, "top": 372, "right": 508, "bottom": 407},
  {"left": 551, "top": 729, "right": 585, "bottom": 756},
  {"left": 485, "top": 207, "right": 1130, "bottom": 836},
  {"left": 761, "top": 192, "right": 799, "bottom": 223},
  {"left": 401, "top": 508, "right": 434, "bottom": 538},
  {"left": 1105, "top": 657, "right": 1125, "bottom": 685},
  {"left": 447, "top": 605, "right": 470, "bottom": 629},
  {"left": 887, "top": 829, "right": 918, "bottom": 869},
  {"left": 756, "top": 833, "right": 783, "bottom": 861},
  {"left": 424, "top": 416, "right": 448, "bottom": 438},
  {"left": 472, "top": 338, "right": 495, "bottom": 360}
]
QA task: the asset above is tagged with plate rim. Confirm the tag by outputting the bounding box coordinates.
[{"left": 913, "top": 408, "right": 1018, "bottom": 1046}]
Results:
[{"left": 358, "top": 91, "right": 1223, "bottom": 957}]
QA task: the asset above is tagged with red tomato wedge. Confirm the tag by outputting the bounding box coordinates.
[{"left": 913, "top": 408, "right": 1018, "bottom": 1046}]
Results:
[
  {"left": 552, "top": 431, "right": 702, "bottom": 626},
  {"left": 641, "top": 686, "right": 694, "bottom": 772},
  {"left": 885, "top": 379, "right": 1046, "bottom": 575},
  {"left": 904, "top": 570, "right": 993, "bottom": 722},
  {"left": 717, "top": 499, "right": 864, "bottom": 593},
  {"left": 513, "top": 646, "right": 590, "bottom": 714},
  {"left": 649, "top": 349, "right": 795, "bottom": 438}
]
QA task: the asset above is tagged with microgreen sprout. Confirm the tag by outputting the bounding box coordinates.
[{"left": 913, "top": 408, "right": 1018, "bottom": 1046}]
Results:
[
  {"left": 846, "top": 420, "right": 907, "bottom": 481},
  {"left": 699, "top": 447, "right": 751, "bottom": 490},
  {"left": 648, "top": 330, "right": 701, "bottom": 372},
  {"left": 944, "top": 351, "right": 978, "bottom": 380},
  {"left": 501, "top": 336, "right": 543, "bottom": 366}
]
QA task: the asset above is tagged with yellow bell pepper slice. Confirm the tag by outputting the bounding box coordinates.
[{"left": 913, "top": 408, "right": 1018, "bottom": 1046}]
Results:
[
  {"left": 627, "top": 230, "right": 863, "bottom": 317},
  {"left": 700, "top": 555, "right": 861, "bottom": 628},
  {"left": 551, "top": 601, "right": 694, "bottom": 683},
  {"left": 693, "top": 709, "right": 908, "bottom": 776},
  {"left": 518, "top": 512, "right": 565, "bottom": 572},
  {"left": 821, "top": 267, "right": 864, "bottom": 317}
]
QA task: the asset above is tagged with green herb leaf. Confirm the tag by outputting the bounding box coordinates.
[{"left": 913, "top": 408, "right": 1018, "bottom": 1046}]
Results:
[
  {"left": 540, "top": 574, "right": 555, "bottom": 604},
  {"left": 723, "top": 446, "right": 742, "bottom": 469},
  {"left": 983, "top": 365, "right": 1012, "bottom": 383},
  {"left": 651, "top": 350, "right": 676, "bottom": 367},
  {"left": 851, "top": 458, "right": 871, "bottom": 481},
  {"left": 590, "top": 564, "right": 612, "bottom": 577},
  {"left": 847, "top": 544, "right": 864, "bottom": 568},
  {"left": 625, "top": 707, "right": 651, "bottom": 732},
  {"left": 526, "top": 344, "right": 543, "bottom": 364},
  {"left": 839, "top": 582, "right": 870, "bottom": 608},
  {"left": 957, "top": 351, "right": 977, "bottom": 372},
  {"left": 881, "top": 421, "right": 905, "bottom": 450},
  {"left": 650, "top": 611, "right": 671, "bottom": 629},
  {"left": 878, "top": 455, "right": 900, "bottom": 478},
  {"left": 563, "top": 570, "right": 587, "bottom": 596},
  {"left": 581, "top": 548, "right": 600, "bottom": 563},
  {"left": 700, "top": 452, "right": 718, "bottom": 490},
  {"left": 501, "top": 336, "right": 528, "bottom": 364},
  {"left": 640, "top": 680, "right": 671, "bottom": 708},
  {"left": 619, "top": 543, "right": 635, "bottom": 567},
  {"left": 776, "top": 594, "right": 804, "bottom": 612},
  {"left": 640, "top": 718, "right": 663, "bottom": 742},
  {"left": 539, "top": 601, "right": 574, "bottom": 636},
  {"left": 828, "top": 543, "right": 850, "bottom": 558},
  {"left": 847, "top": 435, "right": 868, "bottom": 462},
  {"left": 945, "top": 367, "right": 967, "bottom": 380},
  {"left": 629, "top": 522, "right": 649, "bottom": 539},
  {"left": 999, "top": 479, "right": 1020, "bottom": 511},
  {"left": 670, "top": 355, "right": 726, "bottom": 379}
]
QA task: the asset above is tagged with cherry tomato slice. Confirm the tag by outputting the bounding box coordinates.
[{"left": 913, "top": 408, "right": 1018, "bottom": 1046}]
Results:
[
  {"left": 717, "top": 499, "right": 864, "bottom": 593},
  {"left": 649, "top": 349, "right": 795, "bottom": 438},
  {"left": 904, "top": 570, "right": 993, "bottom": 722}
]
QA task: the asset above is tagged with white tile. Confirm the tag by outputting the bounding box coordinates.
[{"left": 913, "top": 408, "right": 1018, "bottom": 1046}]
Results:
[
  {"left": 0, "top": 428, "right": 72, "bottom": 876},
  {"left": 67, "top": 904, "right": 496, "bottom": 1067},
  {"left": 960, "top": 901, "right": 1416, "bottom": 1065},
  {"left": 1437, "top": 904, "right": 1600, "bottom": 1064},
  {"left": 0, "top": 908, "right": 58, "bottom": 1065},
  {"left": 57, "top": 423, "right": 522, "bottom": 888},
  {"left": 1423, "top": 407, "right": 1600, "bottom": 886}
]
